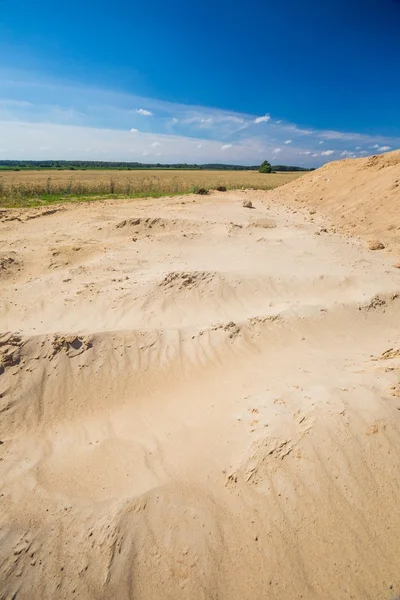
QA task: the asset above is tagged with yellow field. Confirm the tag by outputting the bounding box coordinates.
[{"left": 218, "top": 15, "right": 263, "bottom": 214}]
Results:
[{"left": 0, "top": 169, "right": 303, "bottom": 208}]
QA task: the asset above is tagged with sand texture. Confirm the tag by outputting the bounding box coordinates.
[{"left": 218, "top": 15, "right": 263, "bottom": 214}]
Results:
[
  {"left": 267, "top": 149, "right": 400, "bottom": 254},
  {"left": 1, "top": 158, "right": 400, "bottom": 600}
]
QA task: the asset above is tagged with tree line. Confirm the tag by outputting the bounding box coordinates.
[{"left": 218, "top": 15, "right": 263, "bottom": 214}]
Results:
[{"left": 0, "top": 160, "right": 313, "bottom": 172}]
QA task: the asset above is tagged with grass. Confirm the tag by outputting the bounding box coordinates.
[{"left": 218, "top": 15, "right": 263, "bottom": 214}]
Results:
[{"left": 0, "top": 169, "right": 303, "bottom": 208}]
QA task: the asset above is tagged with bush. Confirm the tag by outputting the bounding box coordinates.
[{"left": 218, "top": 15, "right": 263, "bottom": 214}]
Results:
[
  {"left": 259, "top": 160, "right": 272, "bottom": 174},
  {"left": 195, "top": 187, "right": 209, "bottom": 195},
  {"left": 216, "top": 185, "right": 227, "bottom": 192}
]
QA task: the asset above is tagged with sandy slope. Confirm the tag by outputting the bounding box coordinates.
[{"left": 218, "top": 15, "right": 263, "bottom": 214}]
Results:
[
  {"left": 268, "top": 149, "right": 400, "bottom": 255},
  {"left": 1, "top": 182, "right": 400, "bottom": 599}
]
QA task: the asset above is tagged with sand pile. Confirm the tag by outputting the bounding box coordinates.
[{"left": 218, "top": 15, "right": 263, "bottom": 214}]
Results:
[
  {"left": 1, "top": 183, "right": 400, "bottom": 599},
  {"left": 268, "top": 149, "right": 400, "bottom": 254}
]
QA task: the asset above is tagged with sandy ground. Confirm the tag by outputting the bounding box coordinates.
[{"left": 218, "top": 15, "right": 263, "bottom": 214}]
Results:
[
  {"left": 267, "top": 149, "right": 400, "bottom": 255},
  {"left": 1, "top": 174, "right": 400, "bottom": 599}
]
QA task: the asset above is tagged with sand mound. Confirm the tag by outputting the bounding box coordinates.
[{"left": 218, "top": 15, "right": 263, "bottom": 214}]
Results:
[
  {"left": 115, "top": 216, "right": 202, "bottom": 238},
  {"left": 116, "top": 216, "right": 171, "bottom": 229},
  {"left": 1, "top": 191, "right": 400, "bottom": 599},
  {"left": 0, "top": 251, "right": 23, "bottom": 278},
  {"left": 160, "top": 270, "right": 216, "bottom": 290},
  {"left": 268, "top": 149, "right": 400, "bottom": 254},
  {"left": 0, "top": 332, "right": 22, "bottom": 374},
  {"left": 48, "top": 244, "right": 99, "bottom": 270}
]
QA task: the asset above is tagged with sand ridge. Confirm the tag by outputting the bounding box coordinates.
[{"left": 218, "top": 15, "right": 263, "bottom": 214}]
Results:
[
  {"left": 1, "top": 181, "right": 400, "bottom": 599},
  {"left": 267, "top": 149, "right": 400, "bottom": 255}
]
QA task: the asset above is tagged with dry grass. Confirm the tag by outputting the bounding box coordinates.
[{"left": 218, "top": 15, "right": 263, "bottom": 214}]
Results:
[{"left": 0, "top": 169, "right": 303, "bottom": 208}]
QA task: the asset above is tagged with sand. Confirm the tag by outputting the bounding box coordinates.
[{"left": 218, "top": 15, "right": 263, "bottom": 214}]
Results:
[
  {"left": 1, "top": 156, "right": 400, "bottom": 599},
  {"left": 267, "top": 149, "right": 400, "bottom": 255}
]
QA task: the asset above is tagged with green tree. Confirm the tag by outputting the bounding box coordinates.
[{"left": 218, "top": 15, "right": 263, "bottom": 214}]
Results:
[{"left": 259, "top": 160, "right": 272, "bottom": 173}]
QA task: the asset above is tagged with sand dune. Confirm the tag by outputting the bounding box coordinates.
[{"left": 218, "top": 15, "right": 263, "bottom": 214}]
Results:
[
  {"left": 268, "top": 149, "right": 400, "bottom": 254},
  {"left": 1, "top": 163, "right": 400, "bottom": 599}
]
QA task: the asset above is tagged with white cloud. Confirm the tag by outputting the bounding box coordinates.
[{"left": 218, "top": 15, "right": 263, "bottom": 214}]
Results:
[
  {"left": 341, "top": 150, "right": 354, "bottom": 156},
  {"left": 225, "top": 116, "right": 245, "bottom": 124},
  {"left": 184, "top": 114, "right": 244, "bottom": 128},
  {"left": 254, "top": 114, "right": 270, "bottom": 124},
  {"left": 312, "top": 153, "right": 318, "bottom": 157},
  {"left": 1, "top": 117, "right": 397, "bottom": 168},
  {"left": 321, "top": 150, "right": 335, "bottom": 156},
  {"left": 1, "top": 69, "right": 399, "bottom": 168},
  {"left": 273, "top": 148, "right": 282, "bottom": 153},
  {"left": 277, "top": 124, "right": 313, "bottom": 136},
  {"left": 136, "top": 108, "right": 153, "bottom": 116},
  {"left": 316, "top": 129, "right": 383, "bottom": 143},
  {"left": 177, "top": 113, "right": 249, "bottom": 140},
  {"left": 0, "top": 99, "right": 34, "bottom": 108},
  {"left": 0, "top": 121, "right": 260, "bottom": 164}
]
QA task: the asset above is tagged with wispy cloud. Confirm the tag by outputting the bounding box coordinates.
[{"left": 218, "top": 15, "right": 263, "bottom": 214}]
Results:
[
  {"left": 136, "top": 108, "right": 153, "bottom": 116},
  {"left": 0, "top": 99, "right": 34, "bottom": 108},
  {"left": 254, "top": 114, "right": 270, "bottom": 124},
  {"left": 0, "top": 121, "right": 260, "bottom": 163},
  {"left": 278, "top": 124, "right": 313, "bottom": 136},
  {"left": 221, "top": 116, "right": 244, "bottom": 124},
  {"left": 0, "top": 68, "right": 399, "bottom": 167}
]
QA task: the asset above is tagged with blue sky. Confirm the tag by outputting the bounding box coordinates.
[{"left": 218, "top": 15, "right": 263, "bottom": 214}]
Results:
[{"left": 1, "top": 0, "right": 399, "bottom": 166}]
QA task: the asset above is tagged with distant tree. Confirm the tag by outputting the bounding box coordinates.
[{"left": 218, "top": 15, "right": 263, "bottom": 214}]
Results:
[{"left": 259, "top": 160, "right": 272, "bottom": 173}]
